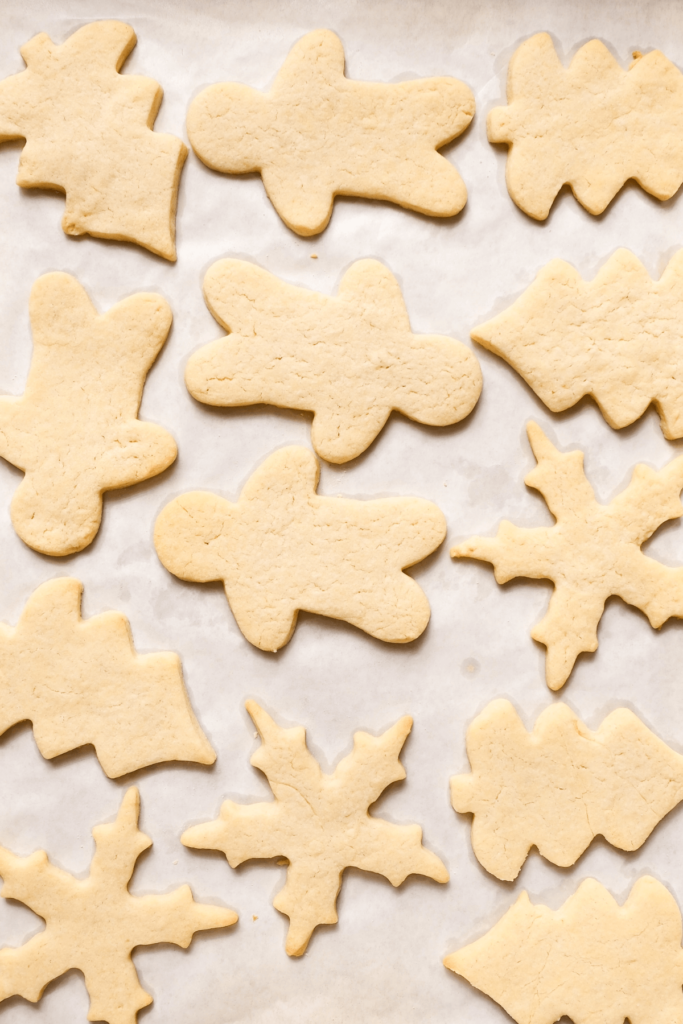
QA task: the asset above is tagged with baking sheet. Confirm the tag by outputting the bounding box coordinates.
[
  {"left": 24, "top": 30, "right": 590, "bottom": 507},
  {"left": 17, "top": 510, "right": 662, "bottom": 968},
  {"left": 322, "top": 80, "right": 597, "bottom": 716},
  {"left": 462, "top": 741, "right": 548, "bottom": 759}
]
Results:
[{"left": 2, "top": 0, "right": 683, "bottom": 1020}]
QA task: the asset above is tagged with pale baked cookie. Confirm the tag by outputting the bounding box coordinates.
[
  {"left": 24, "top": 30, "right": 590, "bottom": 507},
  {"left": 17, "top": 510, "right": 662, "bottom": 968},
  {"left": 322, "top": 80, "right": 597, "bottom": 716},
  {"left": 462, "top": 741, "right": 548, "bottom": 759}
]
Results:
[
  {"left": 451, "top": 423, "right": 683, "bottom": 690},
  {"left": 489, "top": 33, "right": 683, "bottom": 219},
  {"left": 451, "top": 700, "right": 683, "bottom": 880},
  {"left": 473, "top": 249, "right": 683, "bottom": 439},
  {"left": 0, "top": 272, "right": 177, "bottom": 556},
  {"left": 154, "top": 446, "right": 446, "bottom": 650},
  {"left": 0, "top": 578, "right": 215, "bottom": 778},
  {"left": 0, "top": 21, "right": 186, "bottom": 259},
  {"left": 0, "top": 788, "right": 237, "bottom": 1024},
  {"left": 183, "top": 701, "right": 448, "bottom": 956},
  {"left": 187, "top": 29, "right": 474, "bottom": 235},
  {"left": 186, "top": 258, "right": 482, "bottom": 463},
  {"left": 445, "top": 877, "right": 683, "bottom": 1024}
]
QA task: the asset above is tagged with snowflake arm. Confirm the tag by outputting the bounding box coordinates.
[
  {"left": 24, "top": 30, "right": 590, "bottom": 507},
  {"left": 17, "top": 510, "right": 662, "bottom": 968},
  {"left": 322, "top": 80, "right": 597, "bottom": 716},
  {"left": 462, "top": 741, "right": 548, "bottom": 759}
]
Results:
[{"left": 531, "top": 585, "right": 605, "bottom": 690}]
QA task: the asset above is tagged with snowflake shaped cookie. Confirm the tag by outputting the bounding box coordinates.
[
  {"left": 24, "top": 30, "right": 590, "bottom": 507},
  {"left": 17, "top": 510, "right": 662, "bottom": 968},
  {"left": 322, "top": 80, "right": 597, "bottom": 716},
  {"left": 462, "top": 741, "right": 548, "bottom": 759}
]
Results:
[
  {"left": 183, "top": 701, "right": 448, "bottom": 955},
  {"left": 0, "top": 788, "right": 236, "bottom": 1024},
  {"left": 452, "top": 423, "right": 683, "bottom": 689}
]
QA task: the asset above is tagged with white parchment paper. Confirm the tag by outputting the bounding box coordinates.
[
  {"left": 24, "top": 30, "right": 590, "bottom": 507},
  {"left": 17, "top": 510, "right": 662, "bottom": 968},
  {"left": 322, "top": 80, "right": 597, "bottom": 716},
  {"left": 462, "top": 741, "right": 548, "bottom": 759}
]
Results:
[{"left": 2, "top": 0, "right": 683, "bottom": 1021}]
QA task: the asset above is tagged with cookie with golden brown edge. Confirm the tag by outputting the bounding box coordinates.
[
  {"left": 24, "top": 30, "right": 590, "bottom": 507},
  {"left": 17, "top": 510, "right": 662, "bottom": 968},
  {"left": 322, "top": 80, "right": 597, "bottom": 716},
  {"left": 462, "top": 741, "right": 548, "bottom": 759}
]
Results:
[
  {"left": 188, "top": 29, "right": 474, "bottom": 235},
  {"left": 186, "top": 258, "right": 482, "bottom": 463}
]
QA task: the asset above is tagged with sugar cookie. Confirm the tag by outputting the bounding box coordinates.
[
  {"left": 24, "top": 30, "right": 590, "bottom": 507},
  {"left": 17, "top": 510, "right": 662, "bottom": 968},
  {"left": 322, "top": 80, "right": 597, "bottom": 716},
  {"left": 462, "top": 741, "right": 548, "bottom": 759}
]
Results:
[
  {"left": 445, "top": 877, "right": 683, "bottom": 1024},
  {"left": 451, "top": 423, "right": 683, "bottom": 689},
  {"left": 186, "top": 258, "right": 482, "bottom": 463},
  {"left": 451, "top": 700, "right": 683, "bottom": 880},
  {"left": 0, "top": 21, "right": 186, "bottom": 259},
  {"left": 0, "top": 788, "right": 236, "bottom": 1024},
  {"left": 183, "top": 701, "right": 447, "bottom": 956},
  {"left": 489, "top": 33, "right": 683, "bottom": 219},
  {"left": 0, "top": 578, "right": 215, "bottom": 778},
  {"left": 187, "top": 29, "right": 474, "bottom": 235},
  {"left": 0, "top": 272, "right": 177, "bottom": 556},
  {"left": 473, "top": 249, "right": 683, "bottom": 439},
  {"left": 154, "top": 446, "right": 446, "bottom": 650}
]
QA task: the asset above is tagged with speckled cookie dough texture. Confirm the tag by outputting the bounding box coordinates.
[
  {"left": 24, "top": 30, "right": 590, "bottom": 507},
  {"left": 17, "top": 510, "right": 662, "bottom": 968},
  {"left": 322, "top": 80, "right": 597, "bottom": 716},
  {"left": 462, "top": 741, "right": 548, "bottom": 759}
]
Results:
[
  {"left": 0, "top": 578, "right": 215, "bottom": 778},
  {"left": 451, "top": 423, "right": 683, "bottom": 690},
  {"left": 154, "top": 445, "right": 446, "bottom": 650},
  {"left": 187, "top": 29, "right": 474, "bottom": 235},
  {"left": 0, "top": 21, "right": 186, "bottom": 259},
  {"left": 473, "top": 249, "right": 683, "bottom": 440},
  {"left": 489, "top": 33, "right": 683, "bottom": 219},
  {"left": 0, "top": 788, "right": 237, "bottom": 1024},
  {"left": 186, "top": 258, "right": 482, "bottom": 463},
  {"left": 182, "top": 701, "right": 448, "bottom": 956},
  {"left": 444, "top": 877, "right": 683, "bottom": 1024},
  {"left": 0, "top": 272, "right": 177, "bottom": 556},
  {"left": 450, "top": 700, "right": 683, "bottom": 881}
]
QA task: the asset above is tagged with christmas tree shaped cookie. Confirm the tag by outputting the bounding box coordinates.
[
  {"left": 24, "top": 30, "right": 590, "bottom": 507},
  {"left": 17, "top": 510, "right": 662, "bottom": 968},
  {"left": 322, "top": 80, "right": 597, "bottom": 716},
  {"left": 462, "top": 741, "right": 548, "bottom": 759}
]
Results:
[
  {"left": 0, "top": 788, "right": 237, "bottom": 1024},
  {"left": 0, "top": 272, "right": 177, "bottom": 556},
  {"left": 445, "top": 877, "right": 683, "bottom": 1024},
  {"left": 490, "top": 33, "right": 683, "bottom": 219},
  {"left": 183, "top": 701, "right": 448, "bottom": 955},
  {"left": 187, "top": 29, "right": 474, "bottom": 235},
  {"left": 452, "top": 423, "right": 683, "bottom": 689},
  {"left": 451, "top": 700, "right": 683, "bottom": 880},
  {"left": 186, "top": 258, "right": 482, "bottom": 463},
  {"left": 0, "top": 578, "right": 215, "bottom": 778},
  {"left": 0, "top": 21, "right": 187, "bottom": 258},
  {"left": 154, "top": 446, "right": 446, "bottom": 650},
  {"left": 472, "top": 250, "right": 683, "bottom": 439}
]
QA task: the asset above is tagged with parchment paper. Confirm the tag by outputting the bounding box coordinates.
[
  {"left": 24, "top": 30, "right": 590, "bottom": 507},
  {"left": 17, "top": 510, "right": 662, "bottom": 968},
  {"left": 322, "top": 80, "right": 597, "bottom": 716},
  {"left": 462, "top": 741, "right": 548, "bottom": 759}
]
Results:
[{"left": 1, "top": 1, "right": 683, "bottom": 1021}]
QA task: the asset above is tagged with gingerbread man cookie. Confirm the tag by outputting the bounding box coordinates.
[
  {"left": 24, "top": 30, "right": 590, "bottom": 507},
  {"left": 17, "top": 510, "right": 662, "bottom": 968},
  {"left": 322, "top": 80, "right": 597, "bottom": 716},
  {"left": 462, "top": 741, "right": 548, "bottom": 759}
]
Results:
[
  {"left": 187, "top": 29, "right": 474, "bottom": 234},
  {"left": 154, "top": 446, "right": 446, "bottom": 650},
  {"left": 186, "top": 258, "right": 482, "bottom": 463}
]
